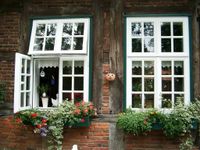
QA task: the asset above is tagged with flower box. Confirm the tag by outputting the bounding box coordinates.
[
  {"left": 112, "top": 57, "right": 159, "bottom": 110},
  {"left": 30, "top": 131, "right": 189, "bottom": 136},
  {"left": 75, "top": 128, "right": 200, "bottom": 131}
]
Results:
[{"left": 65, "top": 117, "right": 91, "bottom": 127}]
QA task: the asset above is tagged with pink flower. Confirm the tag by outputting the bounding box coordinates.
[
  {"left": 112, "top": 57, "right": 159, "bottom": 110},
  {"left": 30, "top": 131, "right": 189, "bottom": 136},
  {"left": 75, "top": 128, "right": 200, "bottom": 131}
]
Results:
[{"left": 80, "top": 118, "right": 85, "bottom": 123}]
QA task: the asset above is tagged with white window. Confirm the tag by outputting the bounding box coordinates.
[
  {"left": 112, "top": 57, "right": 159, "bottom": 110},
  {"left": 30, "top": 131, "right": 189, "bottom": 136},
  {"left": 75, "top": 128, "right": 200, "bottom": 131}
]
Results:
[
  {"left": 126, "top": 17, "right": 190, "bottom": 110},
  {"left": 14, "top": 18, "right": 90, "bottom": 112}
]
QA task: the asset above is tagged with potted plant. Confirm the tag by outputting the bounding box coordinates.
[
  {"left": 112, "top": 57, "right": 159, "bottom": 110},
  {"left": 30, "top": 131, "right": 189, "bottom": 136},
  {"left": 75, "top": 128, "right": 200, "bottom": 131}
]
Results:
[{"left": 37, "top": 84, "right": 49, "bottom": 108}]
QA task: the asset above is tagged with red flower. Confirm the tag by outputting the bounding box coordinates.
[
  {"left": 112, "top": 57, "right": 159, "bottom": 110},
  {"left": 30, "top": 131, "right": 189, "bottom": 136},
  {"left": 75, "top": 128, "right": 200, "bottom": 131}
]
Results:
[
  {"left": 31, "top": 113, "right": 38, "bottom": 118},
  {"left": 16, "top": 118, "right": 22, "bottom": 123},
  {"left": 75, "top": 102, "right": 80, "bottom": 107},
  {"left": 81, "top": 101, "right": 85, "bottom": 106},
  {"left": 83, "top": 109, "right": 88, "bottom": 114},
  {"left": 80, "top": 118, "right": 85, "bottom": 123},
  {"left": 74, "top": 109, "right": 81, "bottom": 115},
  {"left": 36, "top": 124, "right": 42, "bottom": 129},
  {"left": 42, "top": 119, "right": 47, "bottom": 123}
]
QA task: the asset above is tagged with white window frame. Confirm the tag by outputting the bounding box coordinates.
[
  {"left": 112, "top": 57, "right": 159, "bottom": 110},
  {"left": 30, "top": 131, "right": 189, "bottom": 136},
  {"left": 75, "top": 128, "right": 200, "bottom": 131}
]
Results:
[{"left": 126, "top": 17, "right": 190, "bottom": 110}]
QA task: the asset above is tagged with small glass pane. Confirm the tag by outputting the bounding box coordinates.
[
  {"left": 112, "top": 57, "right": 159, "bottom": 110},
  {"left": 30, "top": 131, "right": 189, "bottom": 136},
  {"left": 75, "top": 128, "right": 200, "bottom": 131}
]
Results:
[
  {"left": 175, "top": 94, "right": 184, "bottom": 104},
  {"left": 45, "top": 38, "right": 55, "bottom": 50},
  {"left": 63, "top": 93, "right": 71, "bottom": 101},
  {"left": 27, "top": 60, "right": 31, "bottom": 74},
  {"left": 132, "top": 94, "right": 142, "bottom": 108},
  {"left": 144, "top": 61, "right": 154, "bottom": 75},
  {"left": 174, "top": 61, "right": 184, "bottom": 75},
  {"left": 63, "top": 77, "right": 72, "bottom": 90},
  {"left": 144, "top": 22, "right": 154, "bottom": 36},
  {"left": 62, "top": 37, "right": 71, "bottom": 50},
  {"left": 161, "top": 22, "right": 171, "bottom": 36},
  {"left": 63, "top": 61, "right": 72, "bottom": 74},
  {"left": 20, "top": 93, "right": 24, "bottom": 107},
  {"left": 174, "top": 78, "right": 184, "bottom": 91},
  {"left": 63, "top": 23, "right": 73, "bottom": 36},
  {"left": 144, "top": 78, "right": 154, "bottom": 91},
  {"left": 173, "top": 22, "right": 183, "bottom": 36},
  {"left": 161, "top": 39, "right": 171, "bottom": 52},
  {"left": 74, "top": 61, "right": 84, "bottom": 74},
  {"left": 162, "top": 94, "right": 172, "bottom": 108},
  {"left": 34, "top": 38, "right": 44, "bottom": 51},
  {"left": 26, "top": 92, "right": 30, "bottom": 106},
  {"left": 132, "top": 22, "right": 142, "bottom": 36},
  {"left": 132, "top": 78, "right": 142, "bottom": 91},
  {"left": 36, "top": 24, "right": 45, "bottom": 36},
  {"left": 144, "top": 38, "right": 154, "bottom": 52},
  {"left": 162, "top": 61, "right": 171, "bottom": 75},
  {"left": 174, "top": 38, "right": 183, "bottom": 52},
  {"left": 46, "top": 24, "right": 57, "bottom": 36},
  {"left": 73, "top": 37, "right": 83, "bottom": 50},
  {"left": 21, "top": 83, "right": 24, "bottom": 90},
  {"left": 74, "top": 23, "right": 84, "bottom": 35},
  {"left": 21, "top": 75, "right": 25, "bottom": 82},
  {"left": 132, "top": 38, "right": 142, "bottom": 52},
  {"left": 162, "top": 78, "right": 172, "bottom": 91},
  {"left": 26, "top": 76, "right": 30, "bottom": 90},
  {"left": 21, "top": 59, "right": 25, "bottom": 73},
  {"left": 74, "top": 93, "right": 83, "bottom": 102},
  {"left": 74, "top": 77, "right": 83, "bottom": 90},
  {"left": 132, "top": 61, "right": 142, "bottom": 75},
  {"left": 144, "top": 94, "right": 154, "bottom": 108}
]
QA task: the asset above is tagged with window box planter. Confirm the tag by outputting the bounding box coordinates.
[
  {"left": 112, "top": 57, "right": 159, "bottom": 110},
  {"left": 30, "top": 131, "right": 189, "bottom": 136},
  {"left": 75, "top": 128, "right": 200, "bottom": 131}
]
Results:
[{"left": 66, "top": 117, "right": 91, "bottom": 127}]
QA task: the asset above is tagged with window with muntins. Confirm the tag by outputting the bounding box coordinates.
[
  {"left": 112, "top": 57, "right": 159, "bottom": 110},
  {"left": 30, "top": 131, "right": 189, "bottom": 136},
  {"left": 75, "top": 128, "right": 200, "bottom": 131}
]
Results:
[
  {"left": 14, "top": 18, "right": 90, "bottom": 112},
  {"left": 126, "top": 17, "right": 190, "bottom": 110}
]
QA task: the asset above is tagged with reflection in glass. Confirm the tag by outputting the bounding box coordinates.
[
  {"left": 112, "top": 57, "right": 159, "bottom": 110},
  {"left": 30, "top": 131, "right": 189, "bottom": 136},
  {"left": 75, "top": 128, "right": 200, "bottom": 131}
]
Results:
[
  {"left": 144, "top": 22, "right": 154, "bottom": 36},
  {"left": 62, "top": 37, "right": 71, "bottom": 50},
  {"left": 144, "top": 38, "right": 154, "bottom": 52},
  {"left": 132, "top": 78, "right": 142, "bottom": 91},
  {"left": 63, "top": 77, "right": 72, "bottom": 90},
  {"left": 63, "top": 23, "right": 73, "bottom": 36},
  {"left": 132, "top": 94, "right": 142, "bottom": 108},
  {"left": 63, "top": 93, "right": 71, "bottom": 101},
  {"left": 26, "top": 76, "right": 30, "bottom": 90},
  {"left": 132, "top": 38, "right": 142, "bottom": 52},
  {"left": 26, "top": 92, "right": 30, "bottom": 106},
  {"left": 74, "top": 61, "right": 84, "bottom": 74},
  {"left": 161, "top": 22, "right": 171, "bottom": 36},
  {"left": 175, "top": 94, "right": 184, "bottom": 104},
  {"left": 162, "top": 78, "right": 172, "bottom": 91},
  {"left": 162, "top": 61, "right": 171, "bottom": 75},
  {"left": 144, "top": 94, "right": 154, "bottom": 108},
  {"left": 175, "top": 78, "right": 184, "bottom": 91},
  {"left": 21, "top": 93, "right": 24, "bottom": 107},
  {"left": 46, "top": 24, "right": 57, "bottom": 36},
  {"left": 63, "top": 61, "right": 72, "bottom": 74},
  {"left": 34, "top": 38, "right": 44, "bottom": 51},
  {"left": 73, "top": 37, "right": 83, "bottom": 50},
  {"left": 45, "top": 38, "right": 55, "bottom": 50},
  {"left": 36, "top": 24, "right": 45, "bottom": 36},
  {"left": 132, "top": 61, "right": 142, "bottom": 75},
  {"left": 161, "top": 39, "right": 171, "bottom": 52},
  {"left": 144, "top": 61, "right": 154, "bottom": 75},
  {"left": 162, "top": 94, "right": 172, "bottom": 108},
  {"left": 21, "top": 59, "right": 25, "bottom": 73},
  {"left": 173, "top": 22, "right": 183, "bottom": 36},
  {"left": 144, "top": 78, "right": 154, "bottom": 91},
  {"left": 131, "top": 22, "right": 142, "bottom": 36},
  {"left": 74, "top": 93, "right": 83, "bottom": 103},
  {"left": 74, "top": 77, "right": 83, "bottom": 90},
  {"left": 174, "top": 38, "right": 183, "bottom": 52},
  {"left": 74, "top": 23, "right": 84, "bottom": 35},
  {"left": 174, "top": 61, "right": 184, "bottom": 75}
]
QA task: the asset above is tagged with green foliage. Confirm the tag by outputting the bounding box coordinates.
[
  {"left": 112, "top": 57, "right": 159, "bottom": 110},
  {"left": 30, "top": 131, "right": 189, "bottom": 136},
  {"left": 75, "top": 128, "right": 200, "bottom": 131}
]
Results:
[
  {"left": 179, "top": 136, "right": 194, "bottom": 150},
  {"left": 37, "top": 84, "right": 49, "bottom": 95}
]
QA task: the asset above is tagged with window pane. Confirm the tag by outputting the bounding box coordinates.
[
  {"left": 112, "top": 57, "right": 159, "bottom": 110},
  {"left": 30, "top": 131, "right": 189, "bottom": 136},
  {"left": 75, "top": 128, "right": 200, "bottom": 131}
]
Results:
[
  {"left": 144, "top": 94, "right": 154, "bottom": 108},
  {"left": 63, "top": 61, "right": 72, "bottom": 74},
  {"left": 74, "top": 61, "right": 84, "bottom": 74},
  {"left": 63, "top": 23, "right": 73, "bottom": 36},
  {"left": 27, "top": 60, "right": 31, "bottom": 74},
  {"left": 144, "top": 61, "right": 154, "bottom": 75},
  {"left": 21, "top": 59, "right": 25, "bottom": 73},
  {"left": 162, "top": 78, "right": 172, "bottom": 91},
  {"left": 132, "top": 94, "right": 142, "bottom": 108},
  {"left": 26, "top": 76, "right": 30, "bottom": 90},
  {"left": 45, "top": 38, "right": 55, "bottom": 50},
  {"left": 173, "top": 22, "right": 183, "bottom": 36},
  {"left": 74, "top": 23, "right": 84, "bottom": 35},
  {"left": 174, "top": 78, "right": 184, "bottom": 91},
  {"left": 46, "top": 24, "right": 57, "bottom": 36},
  {"left": 34, "top": 38, "right": 44, "bottom": 51},
  {"left": 162, "top": 94, "right": 172, "bottom": 108},
  {"left": 132, "top": 38, "right": 142, "bottom": 52},
  {"left": 62, "top": 37, "right": 71, "bottom": 50},
  {"left": 132, "top": 22, "right": 142, "bottom": 36},
  {"left": 161, "top": 22, "right": 171, "bottom": 36},
  {"left": 36, "top": 24, "right": 45, "bottom": 36},
  {"left": 73, "top": 37, "right": 83, "bottom": 50},
  {"left": 132, "top": 61, "right": 142, "bottom": 75},
  {"left": 21, "top": 75, "right": 25, "bottom": 82},
  {"left": 74, "top": 93, "right": 83, "bottom": 102},
  {"left": 174, "top": 38, "right": 183, "bottom": 52},
  {"left": 21, "top": 84, "right": 24, "bottom": 90},
  {"left": 63, "top": 77, "right": 72, "bottom": 90},
  {"left": 174, "top": 61, "right": 184, "bottom": 75},
  {"left": 74, "top": 77, "right": 83, "bottom": 90},
  {"left": 26, "top": 92, "right": 30, "bottom": 106},
  {"left": 162, "top": 61, "right": 171, "bottom": 75},
  {"left": 132, "top": 78, "right": 142, "bottom": 91},
  {"left": 63, "top": 93, "right": 71, "bottom": 101},
  {"left": 144, "top": 22, "right": 154, "bottom": 36},
  {"left": 161, "top": 39, "right": 171, "bottom": 52},
  {"left": 144, "top": 78, "right": 154, "bottom": 91},
  {"left": 21, "top": 93, "right": 24, "bottom": 107},
  {"left": 144, "top": 38, "right": 154, "bottom": 52},
  {"left": 175, "top": 94, "right": 184, "bottom": 104}
]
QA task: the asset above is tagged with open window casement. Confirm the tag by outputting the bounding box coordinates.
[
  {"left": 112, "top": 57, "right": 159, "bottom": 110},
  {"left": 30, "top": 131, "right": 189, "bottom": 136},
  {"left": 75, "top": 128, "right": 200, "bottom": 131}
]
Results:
[{"left": 14, "top": 53, "right": 32, "bottom": 113}]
